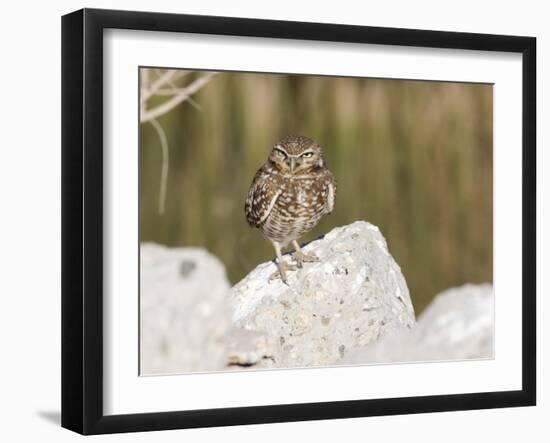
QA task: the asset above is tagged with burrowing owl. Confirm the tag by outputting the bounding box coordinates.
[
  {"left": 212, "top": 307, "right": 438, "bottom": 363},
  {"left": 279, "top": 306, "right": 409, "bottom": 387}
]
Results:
[{"left": 245, "top": 135, "right": 336, "bottom": 283}]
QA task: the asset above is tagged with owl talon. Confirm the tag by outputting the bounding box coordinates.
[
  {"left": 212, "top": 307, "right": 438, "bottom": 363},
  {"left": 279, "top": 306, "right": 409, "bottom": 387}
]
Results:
[
  {"left": 270, "top": 261, "right": 297, "bottom": 284},
  {"left": 293, "top": 250, "right": 319, "bottom": 268}
]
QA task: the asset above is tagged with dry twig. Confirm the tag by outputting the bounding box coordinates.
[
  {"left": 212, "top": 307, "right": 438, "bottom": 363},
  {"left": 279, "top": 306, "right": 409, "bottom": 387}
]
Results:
[
  {"left": 140, "top": 71, "right": 216, "bottom": 123},
  {"left": 140, "top": 70, "right": 217, "bottom": 215}
]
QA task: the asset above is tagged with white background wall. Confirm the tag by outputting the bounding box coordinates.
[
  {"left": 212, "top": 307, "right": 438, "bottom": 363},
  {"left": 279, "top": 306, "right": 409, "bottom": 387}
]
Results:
[{"left": 0, "top": 0, "right": 545, "bottom": 441}]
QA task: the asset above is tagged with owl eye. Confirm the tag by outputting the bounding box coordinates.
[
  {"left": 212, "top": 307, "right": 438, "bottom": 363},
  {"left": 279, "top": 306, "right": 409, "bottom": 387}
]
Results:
[
  {"left": 274, "top": 149, "right": 287, "bottom": 158},
  {"left": 301, "top": 152, "right": 314, "bottom": 158}
]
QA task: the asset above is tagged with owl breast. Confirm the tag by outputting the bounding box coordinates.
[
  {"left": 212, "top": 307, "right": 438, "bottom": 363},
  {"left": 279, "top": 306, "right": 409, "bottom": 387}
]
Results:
[{"left": 262, "top": 175, "right": 330, "bottom": 246}]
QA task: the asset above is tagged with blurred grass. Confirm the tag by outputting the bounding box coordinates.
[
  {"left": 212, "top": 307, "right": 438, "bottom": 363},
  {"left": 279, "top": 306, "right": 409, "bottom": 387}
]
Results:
[{"left": 139, "top": 70, "right": 492, "bottom": 314}]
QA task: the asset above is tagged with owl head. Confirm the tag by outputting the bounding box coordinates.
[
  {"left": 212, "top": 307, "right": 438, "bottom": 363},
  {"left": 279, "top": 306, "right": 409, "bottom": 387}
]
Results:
[{"left": 268, "top": 135, "right": 324, "bottom": 175}]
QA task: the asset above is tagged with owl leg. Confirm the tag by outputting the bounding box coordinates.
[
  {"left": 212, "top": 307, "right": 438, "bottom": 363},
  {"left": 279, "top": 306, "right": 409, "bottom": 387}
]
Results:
[
  {"left": 292, "top": 240, "right": 319, "bottom": 268},
  {"left": 269, "top": 240, "right": 297, "bottom": 284}
]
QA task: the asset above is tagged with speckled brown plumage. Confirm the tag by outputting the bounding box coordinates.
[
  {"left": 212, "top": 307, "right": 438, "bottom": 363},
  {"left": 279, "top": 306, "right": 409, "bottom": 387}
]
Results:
[{"left": 245, "top": 135, "right": 336, "bottom": 283}]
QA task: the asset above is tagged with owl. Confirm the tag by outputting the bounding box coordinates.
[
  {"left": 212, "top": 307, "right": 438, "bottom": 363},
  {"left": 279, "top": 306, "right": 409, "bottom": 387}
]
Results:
[{"left": 245, "top": 135, "right": 336, "bottom": 283}]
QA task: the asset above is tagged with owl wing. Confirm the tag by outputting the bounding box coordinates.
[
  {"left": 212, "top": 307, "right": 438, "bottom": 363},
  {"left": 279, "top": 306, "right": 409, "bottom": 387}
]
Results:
[
  {"left": 245, "top": 168, "right": 282, "bottom": 228},
  {"left": 323, "top": 170, "right": 336, "bottom": 214}
]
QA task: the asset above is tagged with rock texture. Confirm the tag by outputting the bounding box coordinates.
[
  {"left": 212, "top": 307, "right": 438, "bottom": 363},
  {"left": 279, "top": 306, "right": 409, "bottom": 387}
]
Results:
[
  {"left": 229, "top": 221, "right": 416, "bottom": 368},
  {"left": 340, "top": 283, "right": 494, "bottom": 365},
  {"left": 140, "top": 243, "right": 232, "bottom": 374},
  {"left": 225, "top": 328, "right": 277, "bottom": 368},
  {"left": 140, "top": 225, "right": 491, "bottom": 374}
]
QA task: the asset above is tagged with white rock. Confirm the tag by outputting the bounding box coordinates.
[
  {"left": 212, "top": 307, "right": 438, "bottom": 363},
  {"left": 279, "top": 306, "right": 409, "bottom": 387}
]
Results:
[
  {"left": 225, "top": 328, "right": 277, "bottom": 368},
  {"left": 229, "top": 221, "right": 416, "bottom": 368},
  {"left": 139, "top": 243, "right": 232, "bottom": 374},
  {"left": 340, "top": 283, "right": 494, "bottom": 364}
]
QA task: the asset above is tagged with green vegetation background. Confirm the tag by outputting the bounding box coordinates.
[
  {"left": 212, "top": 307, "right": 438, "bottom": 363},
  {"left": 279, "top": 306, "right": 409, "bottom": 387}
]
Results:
[{"left": 140, "top": 70, "right": 493, "bottom": 313}]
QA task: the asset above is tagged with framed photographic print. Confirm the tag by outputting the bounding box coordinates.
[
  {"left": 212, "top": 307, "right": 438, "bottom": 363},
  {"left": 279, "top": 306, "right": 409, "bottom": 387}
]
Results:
[{"left": 61, "top": 8, "right": 536, "bottom": 435}]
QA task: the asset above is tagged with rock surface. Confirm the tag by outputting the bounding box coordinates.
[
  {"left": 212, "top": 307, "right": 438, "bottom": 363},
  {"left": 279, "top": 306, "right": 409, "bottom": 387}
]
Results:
[
  {"left": 224, "top": 328, "right": 277, "bottom": 368},
  {"left": 340, "top": 283, "right": 494, "bottom": 364},
  {"left": 229, "top": 221, "right": 416, "bottom": 368},
  {"left": 139, "top": 243, "right": 232, "bottom": 374},
  {"left": 140, "top": 225, "right": 491, "bottom": 374}
]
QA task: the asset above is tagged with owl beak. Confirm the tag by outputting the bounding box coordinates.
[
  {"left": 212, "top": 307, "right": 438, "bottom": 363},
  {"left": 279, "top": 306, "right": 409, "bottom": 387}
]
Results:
[{"left": 290, "top": 157, "right": 296, "bottom": 173}]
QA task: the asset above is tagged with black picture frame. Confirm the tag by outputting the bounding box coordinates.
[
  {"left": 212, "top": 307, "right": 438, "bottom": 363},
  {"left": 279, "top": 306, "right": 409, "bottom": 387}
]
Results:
[{"left": 61, "top": 8, "right": 536, "bottom": 435}]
